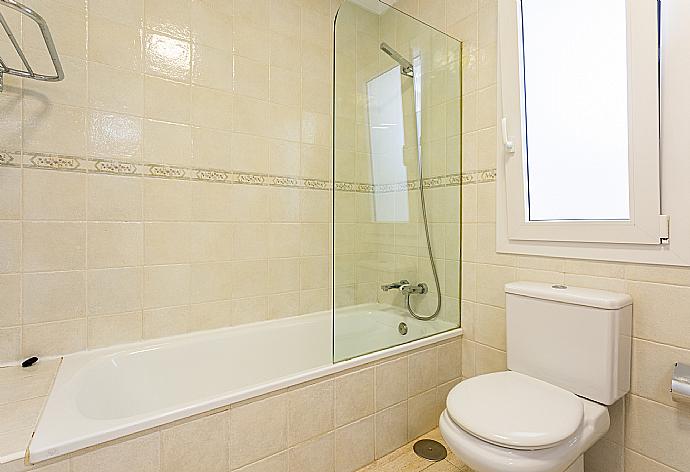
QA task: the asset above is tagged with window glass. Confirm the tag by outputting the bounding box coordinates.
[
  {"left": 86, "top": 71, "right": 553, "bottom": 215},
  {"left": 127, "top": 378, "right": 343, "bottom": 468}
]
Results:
[{"left": 521, "top": 0, "right": 630, "bottom": 221}]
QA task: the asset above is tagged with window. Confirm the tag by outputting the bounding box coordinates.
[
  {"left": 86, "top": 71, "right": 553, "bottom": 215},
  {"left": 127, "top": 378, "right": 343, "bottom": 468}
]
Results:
[{"left": 496, "top": 0, "right": 690, "bottom": 266}]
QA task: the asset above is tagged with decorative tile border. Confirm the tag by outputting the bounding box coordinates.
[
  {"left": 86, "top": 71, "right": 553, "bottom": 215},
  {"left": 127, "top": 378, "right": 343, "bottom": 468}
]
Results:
[
  {"left": 0, "top": 151, "right": 20, "bottom": 167},
  {"left": 3, "top": 150, "right": 496, "bottom": 191}
]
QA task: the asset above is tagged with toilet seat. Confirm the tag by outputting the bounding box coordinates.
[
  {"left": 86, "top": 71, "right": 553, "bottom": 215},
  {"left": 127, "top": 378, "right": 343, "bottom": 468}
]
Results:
[{"left": 446, "top": 371, "right": 584, "bottom": 450}]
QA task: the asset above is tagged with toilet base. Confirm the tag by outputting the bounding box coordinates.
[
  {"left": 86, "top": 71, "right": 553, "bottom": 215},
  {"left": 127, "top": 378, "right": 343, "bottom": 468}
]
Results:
[{"left": 564, "top": 456, "right": 584, "bottom": 472}]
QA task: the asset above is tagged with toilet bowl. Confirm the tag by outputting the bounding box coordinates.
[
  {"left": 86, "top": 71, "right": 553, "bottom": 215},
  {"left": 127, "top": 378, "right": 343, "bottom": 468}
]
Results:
[
  {"left": 439, "top": 371, "right": 610, "bottom": 472},
  {"left": 440, "top": 282, "right": 632, "bottom": 472}
]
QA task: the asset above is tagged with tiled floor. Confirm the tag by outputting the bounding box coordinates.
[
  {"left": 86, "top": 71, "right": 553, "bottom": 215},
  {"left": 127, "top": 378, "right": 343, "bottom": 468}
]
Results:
[{"left": 358, "top": 428, "right": 475, "bottom": 472}]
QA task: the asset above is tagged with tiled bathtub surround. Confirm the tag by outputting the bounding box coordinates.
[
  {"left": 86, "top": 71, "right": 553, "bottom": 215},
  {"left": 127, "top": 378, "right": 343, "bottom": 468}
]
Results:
[{"left": 0, "top": 338, "right": 461, "bottom": 472}]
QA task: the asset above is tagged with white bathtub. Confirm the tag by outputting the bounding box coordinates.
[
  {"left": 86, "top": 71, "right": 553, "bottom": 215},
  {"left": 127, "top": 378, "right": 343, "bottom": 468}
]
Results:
[{"left": 30, "top": 303, "right": 460, "bottom": 463}]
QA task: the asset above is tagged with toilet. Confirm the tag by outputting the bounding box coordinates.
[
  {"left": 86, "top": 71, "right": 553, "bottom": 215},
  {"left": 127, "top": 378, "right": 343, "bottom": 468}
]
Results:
[{"left": 440, "top": 282, "right": 632, "bottom": 472}]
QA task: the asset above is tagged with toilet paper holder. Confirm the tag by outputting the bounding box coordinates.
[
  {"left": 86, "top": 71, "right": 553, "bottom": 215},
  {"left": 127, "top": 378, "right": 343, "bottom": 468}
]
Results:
[{"left": 671, "top": 362, "right": 690, "bottom": 403}]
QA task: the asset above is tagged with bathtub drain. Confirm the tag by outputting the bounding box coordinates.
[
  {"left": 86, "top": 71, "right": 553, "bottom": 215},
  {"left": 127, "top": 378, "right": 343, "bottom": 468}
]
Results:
[{"left": 398, "top": 322, "right": 408, "bottom": 335}]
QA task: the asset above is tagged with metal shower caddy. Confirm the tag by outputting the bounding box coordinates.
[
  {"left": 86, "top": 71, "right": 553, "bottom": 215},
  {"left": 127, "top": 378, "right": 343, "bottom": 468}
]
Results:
[{"left": 0, "top": 0, "right": 64, "bottom": 92}]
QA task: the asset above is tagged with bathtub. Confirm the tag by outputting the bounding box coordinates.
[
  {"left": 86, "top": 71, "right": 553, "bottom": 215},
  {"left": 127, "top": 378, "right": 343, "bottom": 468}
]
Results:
[{"left": 29, "top": 303, "right": 460, "bottom": 463}]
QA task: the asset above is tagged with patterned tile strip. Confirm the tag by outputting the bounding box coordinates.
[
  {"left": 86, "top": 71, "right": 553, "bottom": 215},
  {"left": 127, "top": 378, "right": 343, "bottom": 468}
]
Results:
[{"left": 5, "top": 150, "right": 496, "bottom": 191}]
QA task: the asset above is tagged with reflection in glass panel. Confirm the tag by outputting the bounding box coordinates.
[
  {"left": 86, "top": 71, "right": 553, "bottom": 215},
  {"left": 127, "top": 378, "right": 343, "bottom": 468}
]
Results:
[
  {"left": 333, "top": 0, "right": 462, "bottom": 362},
  {"left": 521, "top": 0, "right": 630, "bottom": 221}
]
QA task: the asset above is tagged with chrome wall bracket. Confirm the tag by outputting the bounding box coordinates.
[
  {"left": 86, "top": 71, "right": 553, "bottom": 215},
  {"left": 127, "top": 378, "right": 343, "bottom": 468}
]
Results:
[{"left": 0, "top": 0, "right": 64, "bottom": 92}]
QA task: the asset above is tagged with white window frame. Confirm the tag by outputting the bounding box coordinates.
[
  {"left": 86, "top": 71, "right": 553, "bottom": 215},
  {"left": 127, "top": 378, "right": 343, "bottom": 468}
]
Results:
[{"left": 497, "top": 0, "right": 690, "bottom": 266}]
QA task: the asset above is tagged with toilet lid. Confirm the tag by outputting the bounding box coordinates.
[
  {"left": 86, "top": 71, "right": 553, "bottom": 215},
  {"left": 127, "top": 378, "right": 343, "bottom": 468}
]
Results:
[{"left": 446, "top": 371, "right": 584, "bottom": 450}]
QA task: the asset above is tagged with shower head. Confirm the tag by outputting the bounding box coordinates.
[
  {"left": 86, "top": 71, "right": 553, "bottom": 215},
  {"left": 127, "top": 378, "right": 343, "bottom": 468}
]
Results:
[{"left": 380, "top": 42, "right": 414, "bottom": 77}]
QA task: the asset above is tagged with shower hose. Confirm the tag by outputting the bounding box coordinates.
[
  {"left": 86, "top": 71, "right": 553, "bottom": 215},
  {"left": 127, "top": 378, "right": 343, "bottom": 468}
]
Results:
[{"left": 405, "top": 156, "right": 442, "bottom": 321}]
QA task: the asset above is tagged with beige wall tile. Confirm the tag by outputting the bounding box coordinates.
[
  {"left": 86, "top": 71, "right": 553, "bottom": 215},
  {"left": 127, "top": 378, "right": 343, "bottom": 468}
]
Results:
[
  {"left": 407, "top": 388, "right": 437, "bottom": 440},
  {"left": 90, "top": 0, "right": 144, "bottom": 28},
  {"left": 87, "top": 111, "right": 143, "bottom": 159},
  {"left": 161, "top": 412, "right": 228, "bottom": 472},
  {"left": 145, "top": 32, "right": 192, "bottom": 82},
  {"left": 23, "top": 170, "right": 86, "bottom": 221},
  {"left": 231, "top": 296, "right": 269, "bottom": 325},
  {"left": 625, "top": 395, "right": 690, "bottom": 472},
  {"left": 22, "top": 319, "right": 87, "bottom": 358},
  {"left": 0, "top": 274, "right": 20, "bottom": 328},
  {"left": 288, "top": 380, "right": 335, "bottom": 445},
  {"left": 23, "top": 222, "right": 86, "bottom": 272},
  {"left": 374, "top": 401, "right": 408, "bottom": 459},
  {"left": 192, "top": 44, "right": 233, "bottom": 91},
  {"left": 143, "top": 179, "right": 192, "bottom": 221},
  {"left": 0, "top": 168, "right": 20, "bottom": 220},
  {"left": 625, "top": 449, "right": 679, "bottom": 472},
  {"left": 438, "top": 339, "right": 462, "bottom": 384},
  {"left": 191, "top": 1, "right": 233, "bottom": 48},
  {"left": 88, "top": 311, "right": 143, "bottom": 348},
  {"left": 0, "top": 222, "right": 20, "bottom": 274},
  {"left": 145, "top": 76, "right": 191, "bottom": 123},
  {"left": 143, "top": 264, "right": 190, "bottom": 309},
  {"left": 585, "top": 438, "right": 624, "bottom": 472},
  {"left": 190, "top": 223, "right": 234, "bottom": 262},
  {"left": 89, "top": 62, "right": 144, "bottom": 115},
  {"left": 89, "top": 16, "right": 143, "bottom": 72},
  {"left": 143, "top": 305, "right": 190, "bottom": 338},
  {"left": 628, "top": 281, "right": 690, "bottom": 349},
  {"left": 87, "top": 174, "right": 143, "bottom": 221},
  {"left": 71, "top": 431, "right": 160, "bottom": 472},
  {"left": 145, "top": 0, "right": 191, "bottom": 40},
  {"left": 235, "top": 452, "right": 288, "bottom": 472},
  {"left": 631, "top": 339, "right": 690, "bottom": 408},
  {"left": 474, "top": 343, "right": 506, "bottom": 375},
  {"left": 474, "top": 304, "right": 505, "bottom": 351},
  {"left": 336, "top": 368, "right": 374, "bottom": 427},
  {"left": 408, "top": 347, "right": 439, "bottom": 397},
  {"left": 23, "top": 0, "right": 87, "bottom": 59},
  {"left": 143, "top": 120, "right": 192, "bottom": 166},
  {"left": 23, "top": 271, "right": 86, "bottom": 324},
  {"left": 23, "top": 101, "right": 87, "bottom": 156},
  {"left": 230, "top": 394, "right": 288, "bottom": 469},
  {"left": 475, "top": 264, "right": 515, "bottom": 308},
  {"left": 626, "top": 264, "right": 690, "bottom": 287},
  {"left": 0, "top": 327, "right": 20, "bottom": 362},
  {"left": 88, "top": 222, "right": 143, "bottom": 268},
  {"left": 375, "top": 356, "right": 409, "bottom": 411},
  {"left": 144, "top": 222, "right": 191, "bottom": 265},
  {"left": 335, "top": 416, "right": 374, "bottom": 472},
  {"left": 191, "top": 262, "right": 233, "bottom": 303},
  {"left": 87, "top": 267, "right": 142, "bottom": 316},
  {"left": 288, "top": 432, "right": 335, "bottom": 472}
]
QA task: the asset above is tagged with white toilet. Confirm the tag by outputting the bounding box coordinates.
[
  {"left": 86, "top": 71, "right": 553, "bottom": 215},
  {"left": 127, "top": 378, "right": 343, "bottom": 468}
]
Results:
[{"left": 440, "top": 282, "right": 632, "bottom": 472}]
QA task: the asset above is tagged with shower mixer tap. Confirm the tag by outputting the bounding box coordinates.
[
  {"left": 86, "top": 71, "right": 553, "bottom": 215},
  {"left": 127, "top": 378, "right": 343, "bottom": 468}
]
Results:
[
  {"left": 381, "top": 280, "right": 429, "bottom": 295},
  {"left": 381, "top": 280, "right": 409, "bottom": 291},
  {"left": 400, "top": 283, "right": 428, "bottom": 295}
]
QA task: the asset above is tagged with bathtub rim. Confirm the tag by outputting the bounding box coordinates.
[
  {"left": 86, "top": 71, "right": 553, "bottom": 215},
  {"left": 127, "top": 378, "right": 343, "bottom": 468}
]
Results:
[{"left": 26, "top": 309, "right": 462, "bottom": 464}]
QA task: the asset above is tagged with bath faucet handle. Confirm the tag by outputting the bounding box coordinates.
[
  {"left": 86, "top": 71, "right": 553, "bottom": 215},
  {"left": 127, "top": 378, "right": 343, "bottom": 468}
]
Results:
[{"left": 381, "top": 280, "right": 409, "bottom": 292}]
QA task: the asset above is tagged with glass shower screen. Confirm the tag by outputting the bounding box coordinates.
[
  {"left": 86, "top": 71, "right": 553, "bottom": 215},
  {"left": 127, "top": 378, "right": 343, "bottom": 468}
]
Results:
[{"left": 333, "top": 0, "right": 462, "bottom": 361}]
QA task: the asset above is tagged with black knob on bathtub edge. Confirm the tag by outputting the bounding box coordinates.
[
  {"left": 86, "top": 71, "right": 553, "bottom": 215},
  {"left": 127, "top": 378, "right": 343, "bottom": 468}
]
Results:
[{"left": 21, "top": 356, "right": 38, "bottom": 368}]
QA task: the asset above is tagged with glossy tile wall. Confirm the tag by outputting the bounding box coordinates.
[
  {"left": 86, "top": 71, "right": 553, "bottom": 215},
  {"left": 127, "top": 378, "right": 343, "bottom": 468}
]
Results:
[{"left": 0, "top": 0, "right": 334, "bottom": 363}]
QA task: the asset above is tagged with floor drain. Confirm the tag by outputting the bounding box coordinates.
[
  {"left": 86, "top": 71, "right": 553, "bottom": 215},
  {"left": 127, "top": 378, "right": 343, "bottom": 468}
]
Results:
[{"left": 413, "top": 439, "right": 447, "bottom": 461}]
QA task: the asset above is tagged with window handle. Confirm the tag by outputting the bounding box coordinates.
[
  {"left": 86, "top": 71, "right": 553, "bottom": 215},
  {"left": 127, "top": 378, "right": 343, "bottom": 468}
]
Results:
[{"left": 502, "top": 117, "right": 515, "bottom": 154}]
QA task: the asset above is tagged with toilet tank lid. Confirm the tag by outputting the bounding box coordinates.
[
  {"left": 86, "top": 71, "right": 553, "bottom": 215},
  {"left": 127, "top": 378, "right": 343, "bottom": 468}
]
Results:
[{"left": 505, "top": 282, "right": 632, "bottom": 309}]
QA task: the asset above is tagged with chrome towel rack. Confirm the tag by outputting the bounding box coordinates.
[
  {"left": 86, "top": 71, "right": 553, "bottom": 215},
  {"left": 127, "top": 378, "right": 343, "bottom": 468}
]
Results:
[{"left": 0, "top": 0, "right": 64, "bottom": 92}]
